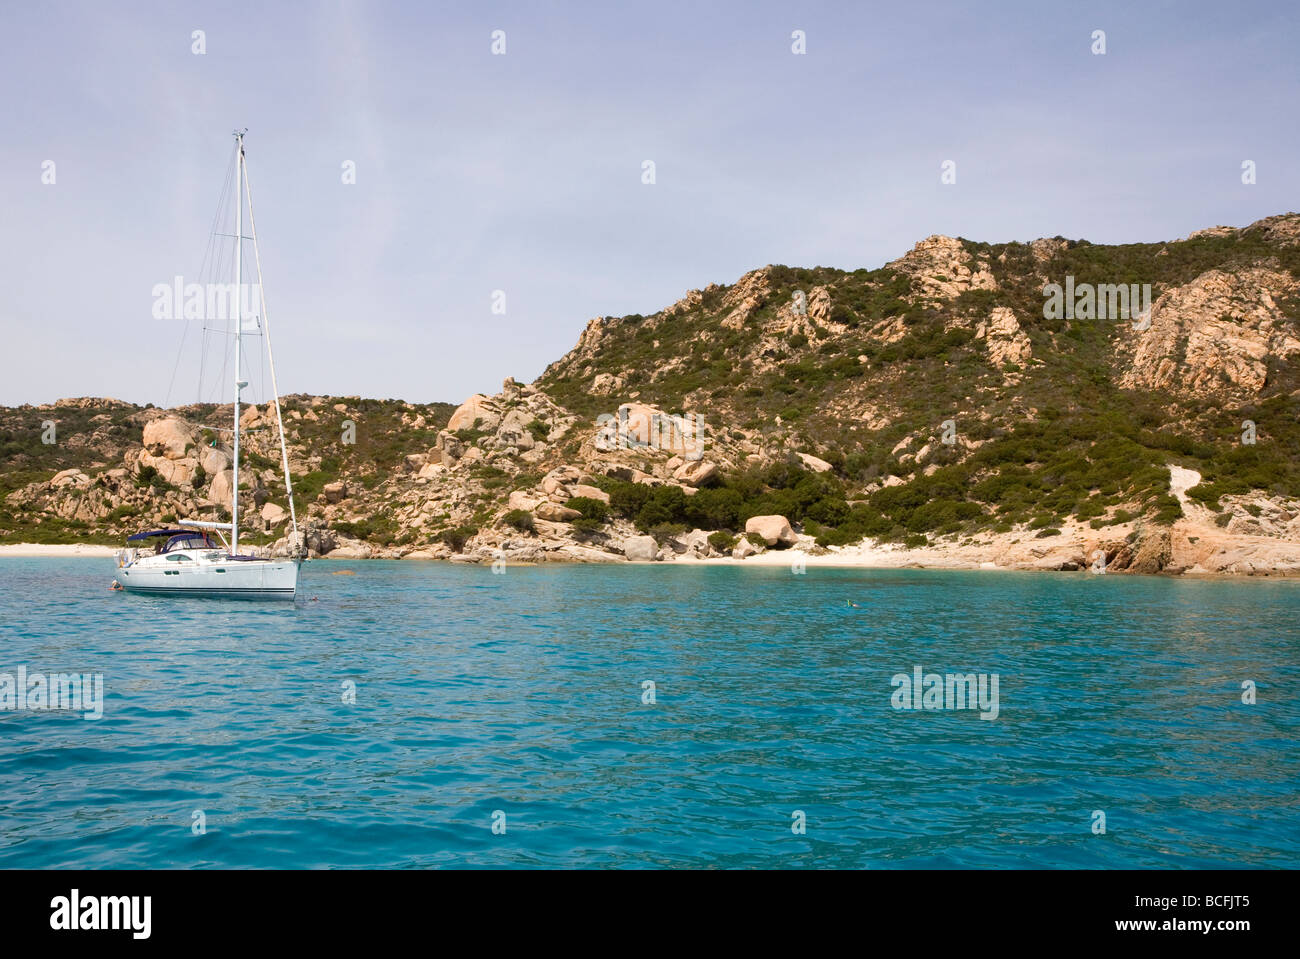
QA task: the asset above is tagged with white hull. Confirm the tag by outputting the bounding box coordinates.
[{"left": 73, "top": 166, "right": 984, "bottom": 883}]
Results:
[{"left": 117, "top": 549, "right": 299, "bottom": 600}]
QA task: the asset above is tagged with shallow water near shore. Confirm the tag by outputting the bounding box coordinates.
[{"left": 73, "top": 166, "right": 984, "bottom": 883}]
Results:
[{"left": 1, "top": 557, "right": 1297, "bottom": 868}]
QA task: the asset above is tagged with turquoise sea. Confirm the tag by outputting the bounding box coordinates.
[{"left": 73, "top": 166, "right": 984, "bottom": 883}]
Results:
[{"left": 1, "top": 558, "right": 1297, "bottom": 869}]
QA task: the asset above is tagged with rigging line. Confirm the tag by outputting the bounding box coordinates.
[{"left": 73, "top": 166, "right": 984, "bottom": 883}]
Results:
[
  {"left": 168, "top": 144, "right": 238, "bottom": 410},
  {"left": 243, "top": 159, "right": 300, "bottom": 544},
  {"left": 205, "top": 158, "right": 236, "bottom": 406},
  {"left": 194, "top": 146, "right": 239, "bottom": 407},
  {"left": 163, "top": 313, "right": 191, "bottom": 413},
  {"left": 211, "top": 188, "right": 238, "bottom": 408},
  {"left": 215, "top": 310, "right": 231, "bottom": 407}
]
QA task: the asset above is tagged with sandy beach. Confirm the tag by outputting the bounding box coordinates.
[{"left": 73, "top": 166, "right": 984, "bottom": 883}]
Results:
[{"left": 0, "top": 543, "right": 118, "bottom": 557}]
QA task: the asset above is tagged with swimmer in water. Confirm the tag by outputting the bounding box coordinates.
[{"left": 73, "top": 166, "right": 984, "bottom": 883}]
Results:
[{"left": 846, "top": 599, "right": 860, "bottom": 608}]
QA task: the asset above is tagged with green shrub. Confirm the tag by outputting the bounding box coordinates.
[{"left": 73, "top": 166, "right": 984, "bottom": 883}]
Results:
[
  {"left": 293, "top": 469, "right": 337, "bottom": 504},
  {"left": 1149, "top": 494, "right": 1184, "bottom": 526},
  {"left": 707, "top": 531, "right": 737, "bottom": 552},
  {"left": 684, "top": 487, "right": 744, "bottom": 529},
  {"left": 453, "top": 424, "right": 489, "bottom": 445},
  {"left": 648, "top": 522, "right": 689, "bottom": 543},
  {"left": 333, "top": 516, "right": 401, "bottom": 545},
  {"left": 635, "top": 486, "right": 688, "bottom": 531},
  {"left": 608, "top": 480, "right": 652, "bottom": 518},
  {"left": 502, "top": 509, "right": 534, "bottom": 532},
  {"left": 441, "top": 525, "right": 478, "bottom": 551},
  {"left": 566, "top": 496, "right": 610, "bottom": 524}
]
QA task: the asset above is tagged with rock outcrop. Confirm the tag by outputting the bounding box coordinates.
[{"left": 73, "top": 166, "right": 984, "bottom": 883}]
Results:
[
  {"left": 887, "top": 235, "right": 997, "bottom": 300},
  {"left": 745, "top": 515, "right": 797, "bottom": 547},
  {"left": 1118, "top": 267, "right": 1300, "bottom": 399},
  {"left": 622, "top": 535, "right": 658, "bottom": 562},
  {"left": 977, "top": 306, "right": 1032, "bottom": 370},
  {"left": 141, "top": 417, "right": 194, "bottom": 459}
]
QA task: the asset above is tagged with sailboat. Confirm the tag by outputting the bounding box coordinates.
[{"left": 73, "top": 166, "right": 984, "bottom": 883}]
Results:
[{"left": 114, "top": 131, "right": 303, "bottom": 600}]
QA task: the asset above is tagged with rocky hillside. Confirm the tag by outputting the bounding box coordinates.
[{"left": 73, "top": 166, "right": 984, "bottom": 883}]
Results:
[{"left": 5, "top": 213, "right": 1300, "bottom": 574}]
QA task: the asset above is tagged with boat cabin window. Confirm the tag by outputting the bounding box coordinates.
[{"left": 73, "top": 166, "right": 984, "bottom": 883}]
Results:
[{"left": 163, "top": 533, "right": 214, "bottom": 552}]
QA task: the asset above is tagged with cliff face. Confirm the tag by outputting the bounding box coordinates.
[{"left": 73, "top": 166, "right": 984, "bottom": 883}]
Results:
[
  {"left": 4, "top": 213, "right": 1300, "bottom": 573},
  {"left": 1116, "top": 266, "right": 1300, "bottom": 398}
]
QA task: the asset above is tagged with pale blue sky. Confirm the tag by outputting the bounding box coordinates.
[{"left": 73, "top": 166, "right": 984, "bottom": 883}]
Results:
[{"left": 2, "top": 0, "right": 1296, "bottom": 407}]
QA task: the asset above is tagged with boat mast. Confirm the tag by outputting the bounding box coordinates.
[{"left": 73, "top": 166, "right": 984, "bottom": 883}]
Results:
[{"left": 231, "top": 129, "right": 246, "bottom": 555}]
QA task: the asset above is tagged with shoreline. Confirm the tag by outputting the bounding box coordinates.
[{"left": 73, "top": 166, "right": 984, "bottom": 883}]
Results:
[{"left": 3, "top": 540, "right": 1298, "bottom": 578}]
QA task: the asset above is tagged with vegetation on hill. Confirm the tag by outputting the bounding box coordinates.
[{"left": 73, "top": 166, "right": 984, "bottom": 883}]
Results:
[{"left": 536, "top": 219, "right": 1300, "bottom": 547}]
